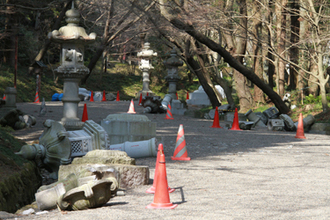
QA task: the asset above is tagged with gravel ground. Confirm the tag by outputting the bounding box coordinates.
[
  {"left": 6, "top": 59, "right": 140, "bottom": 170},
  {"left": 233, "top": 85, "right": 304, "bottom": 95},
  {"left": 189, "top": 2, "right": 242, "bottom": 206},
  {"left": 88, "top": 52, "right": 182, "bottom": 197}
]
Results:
[{"left": 5, "top": 101, "right": 330, "bottom": 219}]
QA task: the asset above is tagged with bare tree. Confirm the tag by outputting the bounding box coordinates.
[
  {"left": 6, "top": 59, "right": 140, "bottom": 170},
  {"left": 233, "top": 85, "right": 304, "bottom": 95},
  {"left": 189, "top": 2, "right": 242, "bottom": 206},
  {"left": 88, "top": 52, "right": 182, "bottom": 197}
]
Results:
[{"left": 157, "top": 0, "right": 289, "bottom": 113}]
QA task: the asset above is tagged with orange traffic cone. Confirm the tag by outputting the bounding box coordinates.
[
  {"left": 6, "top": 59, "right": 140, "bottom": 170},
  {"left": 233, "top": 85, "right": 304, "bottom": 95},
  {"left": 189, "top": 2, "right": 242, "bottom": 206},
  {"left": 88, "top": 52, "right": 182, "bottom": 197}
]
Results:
[
  {"left": 164, "top": 104, "right": 174, "bottom": 120},
  {"left": 33, "top": 92, "right": 40, "bottom": 103},
  {"left": 295, "top": 113, "right": 306, "bottom": 139},
  {"left": 82, "top": 103, "right": 88, "bottom": 122},
  {"left": 172, "top": 124, "right": 191, "bottom": 161},
  {"left": 210, "top": 106, "right": 222, "bottom": 128},
  {"left": 101, "top": 90, "right": 106, "bottom": 102},
  {"left": 116, "top": 91, "right": 120, "bottom": 101},
  {"left": 230, "top": 108, "right": 242, "bottom": 130},
  {"left": 138, "top": 93, "right": 143, "bottom": 106},
  {"left": 127, "top": 99, "right": 136, "bottom": 114},
  {"left": 176, "top": 92, "right": 178, "bottom": 100},
  {"left": 146, "top": 153, "right": 178, "bottom": 209},
  {"left": 146, "top": 143, "right": 175, "bottom": 194},
  {"left": 186, "top": 91, "right": 189, "bottom": 100},
  {"left": 2, "top": 94, "right": 6, "bottom": 100},
  {"left": 90, "top": 91, "right": 94, "bottom": 102}
]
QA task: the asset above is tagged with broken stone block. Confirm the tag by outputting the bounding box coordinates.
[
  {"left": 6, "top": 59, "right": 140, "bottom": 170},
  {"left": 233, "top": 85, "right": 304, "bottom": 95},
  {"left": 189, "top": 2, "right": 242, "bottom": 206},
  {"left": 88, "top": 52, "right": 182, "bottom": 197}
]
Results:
[
  {"left": 267, "top": 119, "right": 285, "bottom": 131},
  {"left": 109, "top": 138, "right": 157, "bottom": 158},
  {"left": 58, "top": 150, "right": 149, "bottom": 189},
  {"left": 101, "top": 114, "right": 156, "bottom": 145},
  {"left": 68, "top": 120, "right": 110, "bottom": 157},
  {"left": 59, "top": 179, "right": 113, "bottom": 211},
  {"left": 224, "top": 112, "right": 247, "bottom": 122},
  {"left": 262, "top": 107, "right": 280, "bottom": 120},
  {"left": 239, "top": 121, "right": 255, "bottom": 130},
  {"left": 245, "top": 109, "right": 266, "bottom": 127},
  {"left": 279, "top": 114, "right": 296, "bottom": 131}
]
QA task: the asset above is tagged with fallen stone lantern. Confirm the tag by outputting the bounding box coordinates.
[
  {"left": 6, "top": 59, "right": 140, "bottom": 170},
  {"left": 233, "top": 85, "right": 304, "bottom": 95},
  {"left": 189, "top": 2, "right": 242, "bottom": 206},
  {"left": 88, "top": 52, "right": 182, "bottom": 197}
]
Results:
[{"left": 16, "top": 119, "right": 72, "bottom": 179}]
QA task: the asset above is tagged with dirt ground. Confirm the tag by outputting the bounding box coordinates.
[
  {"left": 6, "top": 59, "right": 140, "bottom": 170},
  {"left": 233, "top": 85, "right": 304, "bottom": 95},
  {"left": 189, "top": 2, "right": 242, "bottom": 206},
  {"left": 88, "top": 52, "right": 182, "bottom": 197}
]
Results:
[{"left": 5, "top": 100, "right": 330, "bottom": 219}]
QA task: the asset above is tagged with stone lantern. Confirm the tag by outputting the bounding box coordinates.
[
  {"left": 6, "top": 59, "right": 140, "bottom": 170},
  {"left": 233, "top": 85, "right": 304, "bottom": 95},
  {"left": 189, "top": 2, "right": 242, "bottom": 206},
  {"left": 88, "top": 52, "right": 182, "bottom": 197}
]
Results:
[
  {"left": 161, "top": 48, "right": 187, "bottom": 115},
  {"left": 163, "top": 48, "right": 183, "bottom": 100},
  {"left": 137, "top": 42, "right": 157, "bottom": 97},
  {"left": 48, "top": 3, "right": 96, "bottom": 130}
]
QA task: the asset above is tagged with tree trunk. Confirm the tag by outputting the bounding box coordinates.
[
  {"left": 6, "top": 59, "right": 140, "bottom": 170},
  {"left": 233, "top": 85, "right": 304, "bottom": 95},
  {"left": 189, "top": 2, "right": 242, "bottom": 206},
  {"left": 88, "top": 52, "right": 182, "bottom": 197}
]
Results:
[
  {"left": 289, "top": 0, "right": 299, "bottom": 90},
  {"left": 252, "top": 0, "right": 265, "bottom": 104},
  {"left": 184, "top": 39, "right": 221, "bottom": 108},
  {"left": 276, "top": 0, "right": 287, "bottom": 97},
  {"left": 267, "top": 0, "right": 275, "bottom": 89},
  {"left": 308, "top": 63, "right": 319, "bottom": 96}
]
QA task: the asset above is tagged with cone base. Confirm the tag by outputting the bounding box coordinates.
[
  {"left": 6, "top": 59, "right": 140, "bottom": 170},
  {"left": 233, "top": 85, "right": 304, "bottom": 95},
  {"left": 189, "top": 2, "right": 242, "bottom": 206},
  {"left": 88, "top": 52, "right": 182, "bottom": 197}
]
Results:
[
  {"left": 127, "top": 111, "right": 136, "bottom": 114},
  {"left": 146, "top": 202, "right": 178, "bottom": 209},
  {"left": 295, "top": 135, "right": 306, "bottom": 139},
  {"left": 210, "top": 125, "right": 222, "bottom": 128},
  {"left": 165, "top": 117, "right": 174, "bottom": 120},
  {"left": 171, "top": 156, "right": 191, "bottom": 161},
  {"left": 230, "top": 127, "right": 242, "bottom": 131},
  {"left": 146, "top": 187, "right": 175, "bottom": 194},
  {"left": 146, "top": 186, "right": 156, "bottom": 194}
]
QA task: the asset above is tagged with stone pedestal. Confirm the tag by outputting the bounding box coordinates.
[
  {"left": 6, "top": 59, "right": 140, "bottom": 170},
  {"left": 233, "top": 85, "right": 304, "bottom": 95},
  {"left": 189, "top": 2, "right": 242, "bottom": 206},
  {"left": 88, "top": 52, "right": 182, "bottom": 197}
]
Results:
[{"left": 171, "top": 100, "right": 187, "bottom": 115}]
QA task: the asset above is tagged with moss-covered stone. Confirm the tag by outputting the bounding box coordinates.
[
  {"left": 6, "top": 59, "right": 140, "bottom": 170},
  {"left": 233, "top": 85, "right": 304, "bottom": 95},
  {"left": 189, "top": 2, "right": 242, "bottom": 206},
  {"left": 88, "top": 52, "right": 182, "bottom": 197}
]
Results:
[{"left": 0, "top": 162, "right": 41, "bottom": 213}]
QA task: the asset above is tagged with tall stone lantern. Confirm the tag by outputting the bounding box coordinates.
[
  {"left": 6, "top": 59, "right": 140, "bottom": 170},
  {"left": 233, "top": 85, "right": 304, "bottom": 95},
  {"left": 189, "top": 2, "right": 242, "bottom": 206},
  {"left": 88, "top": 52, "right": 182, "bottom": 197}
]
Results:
[
  {"left": 163, "top": 48, "right": 183, "bottom": 100},
  {"left": 48, "top": 3, "right": 96, "bottom": 130},
  {"left": 161, "top": 48, "right": 187, "bottom": 115},
  {"left": 137, "top": 42, "right": 157, "bottom": 97}
]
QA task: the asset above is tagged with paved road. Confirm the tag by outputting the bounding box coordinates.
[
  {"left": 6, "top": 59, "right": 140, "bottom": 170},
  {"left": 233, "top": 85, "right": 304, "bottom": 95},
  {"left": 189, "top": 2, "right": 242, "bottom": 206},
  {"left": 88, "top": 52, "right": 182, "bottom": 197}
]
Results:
[{"left": 7, "top": 101, "right": 330, "bottom": 219}]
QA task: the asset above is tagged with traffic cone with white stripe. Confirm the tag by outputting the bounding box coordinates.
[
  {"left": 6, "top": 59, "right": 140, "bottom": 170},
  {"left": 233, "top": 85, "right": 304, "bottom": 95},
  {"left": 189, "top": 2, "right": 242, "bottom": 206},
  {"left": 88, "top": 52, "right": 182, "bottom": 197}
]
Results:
[
  {"left": 171, "top": 124, "right": 190, "bottom": 161},
  {"left": 34, "top": 92, "right": 40, "bottom": 103},
  {"left": 127, "top": 99, "right": 136, "bottom": 114},
  {"left": 165, "top": 104, "right": 174, "bottom": 120},
  {"left": 2, "top": 94, "right": 6, "bottom": 100}
]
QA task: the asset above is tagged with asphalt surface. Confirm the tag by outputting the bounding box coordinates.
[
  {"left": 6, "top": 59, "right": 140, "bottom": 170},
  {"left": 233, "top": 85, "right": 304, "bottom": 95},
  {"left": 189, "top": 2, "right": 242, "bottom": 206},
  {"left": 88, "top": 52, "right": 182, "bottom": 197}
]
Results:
[{"left": 5, "top": 101, "right": 330, "bottom": 219}]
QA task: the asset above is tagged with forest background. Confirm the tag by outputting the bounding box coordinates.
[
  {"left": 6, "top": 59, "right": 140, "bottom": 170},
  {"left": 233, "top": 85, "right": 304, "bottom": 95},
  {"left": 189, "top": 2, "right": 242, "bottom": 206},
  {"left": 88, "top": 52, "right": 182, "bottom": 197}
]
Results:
[{"left": 1, "top": 0, "right": 330, "bottom": 121}]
